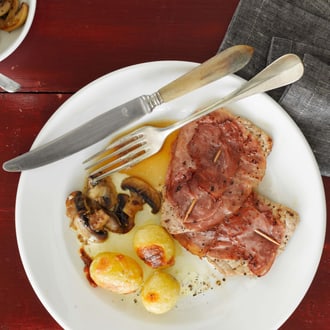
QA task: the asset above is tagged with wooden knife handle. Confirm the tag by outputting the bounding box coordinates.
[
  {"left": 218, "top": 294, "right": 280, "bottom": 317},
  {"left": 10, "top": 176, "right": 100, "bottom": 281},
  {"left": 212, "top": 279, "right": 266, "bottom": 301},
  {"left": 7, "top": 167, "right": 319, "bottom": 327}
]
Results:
[{"left": 157, "top": 45, "right": 254, "bottom": 103}]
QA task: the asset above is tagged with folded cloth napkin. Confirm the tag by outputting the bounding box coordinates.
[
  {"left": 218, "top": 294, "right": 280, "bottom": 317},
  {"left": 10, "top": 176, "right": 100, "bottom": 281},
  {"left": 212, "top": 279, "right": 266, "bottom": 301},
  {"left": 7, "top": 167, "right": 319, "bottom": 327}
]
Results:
[
  {"left": 218, "top": 0, "right": 330, "bottom": 176},
  {"left": 287, "top": 0, "right": 330, "bottom": 20},
  {"left": 279, "top": 54, "right": 330, "bottom": 176},
  {"left": 267, "top": 37, "right": 330, "bottom": 100}
]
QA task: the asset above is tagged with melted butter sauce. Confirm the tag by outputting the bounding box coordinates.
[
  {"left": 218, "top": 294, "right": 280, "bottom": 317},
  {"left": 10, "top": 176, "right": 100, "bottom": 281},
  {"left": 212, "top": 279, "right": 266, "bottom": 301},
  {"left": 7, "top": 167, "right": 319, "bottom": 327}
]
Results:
[
  {"left": 82, "top": 121, "right": 224, "bottom": 302},
  {"left": 90, "top": 120, "right": 177, "bottom": 190},
  {"left": 122, "top": 121, "right": 177, "bottom": 190}
]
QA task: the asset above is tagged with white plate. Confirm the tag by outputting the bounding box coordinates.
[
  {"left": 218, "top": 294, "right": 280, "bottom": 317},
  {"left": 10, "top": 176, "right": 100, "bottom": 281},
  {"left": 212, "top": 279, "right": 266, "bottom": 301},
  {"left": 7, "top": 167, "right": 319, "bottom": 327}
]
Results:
[
  {"left": 15, "top": 61, "right": 326, "bottom": 330},
  {"left": 0, "top": 0, "right": 36, "bottom": 61}
]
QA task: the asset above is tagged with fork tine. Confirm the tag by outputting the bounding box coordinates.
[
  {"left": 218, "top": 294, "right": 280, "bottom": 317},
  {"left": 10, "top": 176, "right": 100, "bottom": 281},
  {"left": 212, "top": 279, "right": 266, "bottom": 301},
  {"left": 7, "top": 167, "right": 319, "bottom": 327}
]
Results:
[
  {"left": 91, "top": 150, "right": 153, "bottom": 183},
  {"left": 89, "top": 144, "right": 149, "bottom": 176},
  {"left": 83, "top": 130, "right": 143, "bottom": 164},
  {"left": 85, "top": 136, "right": 146, "bottom": 170},
  {"left": 83, "top": 148, "right": 108, "bottom": 165}
]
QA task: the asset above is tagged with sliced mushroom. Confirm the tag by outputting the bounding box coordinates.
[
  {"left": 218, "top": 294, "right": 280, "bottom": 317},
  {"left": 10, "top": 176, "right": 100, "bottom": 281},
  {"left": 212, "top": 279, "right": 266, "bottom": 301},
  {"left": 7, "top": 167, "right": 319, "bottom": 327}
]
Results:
[
  {"left": 122, "top": 192, "right": 144, "bottom": 218},
  {"left": 66, "top": 176, "right": 162, "bottom": 239},
  {"left": 8, "top": 0, "right": 19, "bottom": 17},
  {"left": 65, "top": 191, "right": 85, "bottom": 221},
  {"left": 66, "top": 191, "right": 108, "bottom": 243},
  {"left": 121, "top": 176, "right": 162, "bottom": 214},
  {"left": 86, "top": 192, "right": 139, "bottom": 235},
  {"left": 73, "top": 213, "right": 108, "bottom": 244},
  {"left": 0, "top": 1, "right": 28, "bottom": 32},
  {"left": 86, "top": 174, "right": 117, "bottom": 210},
  {"left": 103, "top": 210, "right": 124, "bottom": 233},
  {"left": 109, "top": 193, "right": 139, "bottom": 233},
  {"left": 0, "top": 0, "right": 11, "bottom": 16},
  {"left": 88, "top": 208, "right": 112, "bottom": 231},
  {"left": 114, "top": 193, "right": 130, "bottom": 227},
  {"left": 89, "top": 206, "right": 129, "bottom": 234}
]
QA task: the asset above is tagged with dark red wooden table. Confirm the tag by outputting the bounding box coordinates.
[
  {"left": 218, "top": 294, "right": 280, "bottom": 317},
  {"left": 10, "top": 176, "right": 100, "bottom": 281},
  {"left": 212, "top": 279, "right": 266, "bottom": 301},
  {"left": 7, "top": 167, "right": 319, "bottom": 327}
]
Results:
[{"left": 0, "top": 1, "right": 328, "bottom": 329}]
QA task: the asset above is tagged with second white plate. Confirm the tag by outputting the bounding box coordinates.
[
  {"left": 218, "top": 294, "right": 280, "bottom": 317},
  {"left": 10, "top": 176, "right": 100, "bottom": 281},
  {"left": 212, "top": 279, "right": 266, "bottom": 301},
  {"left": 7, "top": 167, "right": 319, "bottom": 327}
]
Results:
[{"left": 0, "top": 0, "right": 36, "bottom": 61}]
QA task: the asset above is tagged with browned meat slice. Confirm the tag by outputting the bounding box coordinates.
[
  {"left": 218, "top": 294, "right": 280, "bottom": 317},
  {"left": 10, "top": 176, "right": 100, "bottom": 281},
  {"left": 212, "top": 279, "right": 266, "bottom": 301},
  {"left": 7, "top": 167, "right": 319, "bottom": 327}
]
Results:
[
  {"left": 162, "top": 109, "right": 272, "bottom": 234},
  {"left": 161, "top": 108, "right": 299, "bottom": 277},
  {"left": 174, "top": 192, "right": 298, "bottom": 277},
  {"left": 207, "top": 192, "right": 285, "bottom": 277}
]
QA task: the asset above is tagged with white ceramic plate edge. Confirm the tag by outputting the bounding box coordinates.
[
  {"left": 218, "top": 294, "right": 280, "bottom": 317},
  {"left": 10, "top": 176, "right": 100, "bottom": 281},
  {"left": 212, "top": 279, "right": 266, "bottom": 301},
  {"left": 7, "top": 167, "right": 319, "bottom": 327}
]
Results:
[{"left": 15, "top": 61, "right": 326, "bottom": 330}]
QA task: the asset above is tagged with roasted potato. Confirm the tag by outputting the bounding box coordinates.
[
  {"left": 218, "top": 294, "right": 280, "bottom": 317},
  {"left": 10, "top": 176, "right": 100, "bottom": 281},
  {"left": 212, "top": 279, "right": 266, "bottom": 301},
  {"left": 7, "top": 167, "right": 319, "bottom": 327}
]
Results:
[
  {"left": 141, "top": 271, "right": 180, "bottom": 314},
  {"left": 90, "top": 252, "right": 143, "bottom": 294},
  {"left": 133, "top": 224, "right": 175, "bottom": 269}
]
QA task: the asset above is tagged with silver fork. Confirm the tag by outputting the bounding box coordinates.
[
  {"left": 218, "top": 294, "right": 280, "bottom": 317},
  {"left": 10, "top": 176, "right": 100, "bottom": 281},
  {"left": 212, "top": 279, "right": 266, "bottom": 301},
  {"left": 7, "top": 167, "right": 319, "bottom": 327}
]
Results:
[{"left": 85, "top": 54, "right": 304, "bottom": 183}]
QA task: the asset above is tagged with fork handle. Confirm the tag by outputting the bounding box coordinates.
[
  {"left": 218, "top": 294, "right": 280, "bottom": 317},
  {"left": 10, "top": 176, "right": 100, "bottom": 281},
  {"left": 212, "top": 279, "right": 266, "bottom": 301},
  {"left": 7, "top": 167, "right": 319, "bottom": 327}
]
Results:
[
  {"left": 167, "top": 54, "right": 304, "bottom": 133},
  {"left": 157, "top": 45, "right": 254, "bottom": 103},
  {"left": 0, "top": 73, "right": 21, "bottom": 93}
]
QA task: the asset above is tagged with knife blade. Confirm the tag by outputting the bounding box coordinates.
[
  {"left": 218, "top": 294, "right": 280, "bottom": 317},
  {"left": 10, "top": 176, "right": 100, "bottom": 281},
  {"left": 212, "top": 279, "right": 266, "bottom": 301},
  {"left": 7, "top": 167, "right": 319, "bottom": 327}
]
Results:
[{"left": 3, "top": 45, "right": 254, "bottom": 172}]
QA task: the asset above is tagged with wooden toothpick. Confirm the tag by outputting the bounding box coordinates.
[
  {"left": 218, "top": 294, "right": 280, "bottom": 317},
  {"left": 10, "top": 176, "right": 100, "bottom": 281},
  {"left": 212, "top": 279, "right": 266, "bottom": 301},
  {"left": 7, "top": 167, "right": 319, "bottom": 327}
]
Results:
[
  {"left": 254, "top": 229, "right": 280, "bottom": 246},
  {"left": 184, "top": 198, "right": 197, "bottom": 221},
  {"left": 213, "top": 148, "right": 222, "bottom": 163}
]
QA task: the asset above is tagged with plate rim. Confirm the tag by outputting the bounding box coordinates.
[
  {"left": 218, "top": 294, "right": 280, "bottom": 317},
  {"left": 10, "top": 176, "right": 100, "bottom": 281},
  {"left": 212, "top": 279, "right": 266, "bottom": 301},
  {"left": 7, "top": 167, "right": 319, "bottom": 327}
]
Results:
[{"left": 15, "top": 60, "right": 327, "bottom": 330}]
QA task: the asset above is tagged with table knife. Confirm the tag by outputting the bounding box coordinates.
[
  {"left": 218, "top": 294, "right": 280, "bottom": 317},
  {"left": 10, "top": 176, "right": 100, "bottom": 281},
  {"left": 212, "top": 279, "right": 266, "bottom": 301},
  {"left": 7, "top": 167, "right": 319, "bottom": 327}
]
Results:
[{"left": 3, "top": 45, "right": 253, "bottom": 172}]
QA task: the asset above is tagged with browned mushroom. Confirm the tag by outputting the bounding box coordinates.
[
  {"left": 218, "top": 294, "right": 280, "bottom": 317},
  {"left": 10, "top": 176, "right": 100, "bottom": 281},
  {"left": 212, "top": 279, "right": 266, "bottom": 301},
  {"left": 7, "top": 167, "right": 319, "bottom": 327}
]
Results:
[
  {"left": 0, "top": 0, "right": 11, "bottom": 16},
  {"left": 113, "top": 193, "right": 130, "bottom": 229},
  {"left": 122, "top": 192, "right": 144, "bottom": 218},
  {"left": 66, "top": 191, "right": 108, "bottom": 243},
  {"left": 66, "top": 176, "right": 162, "bottom": 239},
  {"left": 86, "top": 174, "right": 117, "bottom": 210},
  {"left": 110, "top": 193, "right": 144, "bottom": 233},
  {"left": 0, "top": 1, "right": 29, "bottom": 32},
  {"left": 66, "top": 191, "right": 84, "bottom": 220},
  {"left": 89, "top": 201, "right": 132, "bottom": 235},
  {"left": 102, "top": 210, "right": 124, "bottom": 233},
  {"left": 88, "top": 208, "right": 112, "bottom": 231},
  {"left": 121, "top": 176, "right": 162, "bottom": 214}
]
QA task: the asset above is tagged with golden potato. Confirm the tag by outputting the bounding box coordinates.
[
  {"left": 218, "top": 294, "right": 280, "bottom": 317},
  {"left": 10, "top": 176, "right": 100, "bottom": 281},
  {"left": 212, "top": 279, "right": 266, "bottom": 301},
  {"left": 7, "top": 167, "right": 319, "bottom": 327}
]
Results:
[
  {"left": 133, "top": 224, "right": 175, "bottom": 269},
  {"left": 141, "top": 271, "right": 180, "bottom": 314},
  {"left": 90, "top": 252, "right": 143, "bottom": 294}
]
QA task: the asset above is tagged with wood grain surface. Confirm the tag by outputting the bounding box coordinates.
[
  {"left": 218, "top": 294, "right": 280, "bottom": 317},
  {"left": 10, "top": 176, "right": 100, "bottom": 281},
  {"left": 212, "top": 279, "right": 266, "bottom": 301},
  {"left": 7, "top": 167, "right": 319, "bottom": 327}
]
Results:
[{"left": 0, "top": 1, "right": 328, "bottom": 329}]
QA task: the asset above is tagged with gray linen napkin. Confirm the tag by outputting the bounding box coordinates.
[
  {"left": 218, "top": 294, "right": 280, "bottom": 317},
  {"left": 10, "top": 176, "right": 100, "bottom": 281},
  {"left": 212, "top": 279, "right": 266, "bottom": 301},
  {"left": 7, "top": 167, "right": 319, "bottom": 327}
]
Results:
[
  {"left": 218, "top": 0, "right": 330, "bottom": 80},
  {"left": 287, "top": 0, "right": 330, "bottom": 20},
  {"left": 279, "top": 54, "right": 330, "bottom": 176},
  {"left": 267, "top": 37, "right": 330, "bottom": 100},
  {"left": 218, "top": 0, "right": 330, "bottom": 176},
  {"left": 267, "top": 37, "right": 330, "bottom": 69}
]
